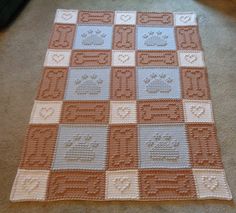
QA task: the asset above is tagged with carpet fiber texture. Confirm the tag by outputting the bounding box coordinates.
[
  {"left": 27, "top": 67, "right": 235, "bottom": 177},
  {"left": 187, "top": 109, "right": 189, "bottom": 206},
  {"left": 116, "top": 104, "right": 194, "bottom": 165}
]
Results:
[{"left": 10, "top": 9, "right": 232, "bottom": 202}]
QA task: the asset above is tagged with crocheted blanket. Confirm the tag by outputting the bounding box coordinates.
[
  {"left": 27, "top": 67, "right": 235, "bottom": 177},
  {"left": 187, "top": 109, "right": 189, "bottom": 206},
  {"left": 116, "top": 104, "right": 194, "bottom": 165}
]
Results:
[{"left": 10, "top": 10, "right": 232, "bottom": 202}]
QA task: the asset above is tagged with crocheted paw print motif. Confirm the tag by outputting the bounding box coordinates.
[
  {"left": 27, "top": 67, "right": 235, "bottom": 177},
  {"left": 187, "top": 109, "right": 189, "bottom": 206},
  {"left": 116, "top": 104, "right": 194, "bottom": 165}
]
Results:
[
  {"left": 146, "top": 133, "right": 180, "bottom": 161},
  {"left": 143, "top": 31, "right": 168, "bottom": 47},
  {"left": 75, "top": 74, "right": 103, "bottom": 95},
  {"left": 81, "top": 29, "right": 106, "bottom": 46},
  {"left": 144, "top": 73, "right": 173, "bottom": 93},
  {"left": 64, "top": 134, "right": 99, "bottom": 162}
]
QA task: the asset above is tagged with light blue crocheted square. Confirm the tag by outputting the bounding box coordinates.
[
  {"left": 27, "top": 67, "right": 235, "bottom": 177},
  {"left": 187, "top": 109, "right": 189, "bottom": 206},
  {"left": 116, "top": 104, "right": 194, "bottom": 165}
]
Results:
[
  {"left": 64, "top": 68, "right": 111, "bottom": 100},
  {"left": 136, "top": 26, "right": 176, "bottom": 50},
  {"left": 52, "top": 125, "right": 108, "bottom": 170},
  {"left": 74, "top": 25, "right": 113, "bottom": 49},
  {"left": 137, "top": 67, "right": 181, "bottom": 99},
  {"left": 138, "top": 124, "right": 190, "bottom": 168}
]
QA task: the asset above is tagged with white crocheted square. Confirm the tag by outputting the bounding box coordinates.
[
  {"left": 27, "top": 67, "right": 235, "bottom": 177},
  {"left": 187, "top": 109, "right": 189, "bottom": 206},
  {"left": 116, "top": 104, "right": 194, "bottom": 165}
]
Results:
[
  {"left": 54, "top": 9, "right": 78, "bottom": 24},
  {"left": 112, "top": 51, "right": 135, "bottom": 67},
  {"left": 115, "top": 11, "right": 136, "bottom": 25},
  {"left": 174, "top": 12, "right": 197, "bottom": 26},
  {"left": 106, "top": 170, "right": 139, "bottom": 199},
  {"left": 178, "top": 51, "right": 205, "bottom": 67},
  {"left": 10, "top": 169, "right": 49, "bottom": 201},
  {"left": 183, "top": 100, "right": 214, "bottom": 123},
  {"left": 193, "top": 169, "right": 232, "bottom": 200},
  {"left": 44, "top": 50, "right": 71, "bottom": 67},
  {"left": 30, "top": 101, "right": 62, "bottom": 124},
  {"left": 110, "top": 101, "right": 137, "bottom": 124}
]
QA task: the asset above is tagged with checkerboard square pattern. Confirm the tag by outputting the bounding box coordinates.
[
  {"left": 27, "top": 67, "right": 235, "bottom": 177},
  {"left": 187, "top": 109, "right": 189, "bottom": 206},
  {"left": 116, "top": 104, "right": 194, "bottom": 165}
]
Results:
[{"left": 11, "top": 10, "right": 231, "bottom": 202}]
